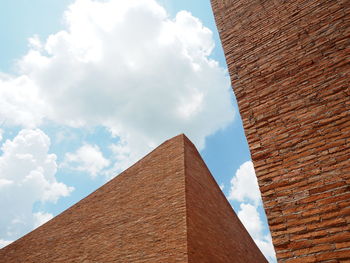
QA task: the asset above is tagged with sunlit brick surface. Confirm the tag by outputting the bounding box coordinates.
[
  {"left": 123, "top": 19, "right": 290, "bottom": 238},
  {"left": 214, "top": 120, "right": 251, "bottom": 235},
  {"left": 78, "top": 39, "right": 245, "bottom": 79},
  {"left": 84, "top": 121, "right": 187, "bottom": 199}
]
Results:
[
  {"left": 0, "top": 134, "right": 267, "bottom": 262},
  {"left": 211, "top": 0, "right": 350, "bottom": 262}
]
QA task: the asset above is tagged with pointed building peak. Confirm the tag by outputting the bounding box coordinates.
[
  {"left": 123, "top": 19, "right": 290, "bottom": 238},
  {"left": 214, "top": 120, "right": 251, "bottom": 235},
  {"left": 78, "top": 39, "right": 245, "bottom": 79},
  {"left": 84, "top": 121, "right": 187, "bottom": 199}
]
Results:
[
  {"left": 165, "top": 133, "right": 188, "bottom": 143},
  {"left": 164, "top": 133, "right": 196, "bottom": 150},
  {"left": 0, "top": 134, "right": 267, "bottom": 263},
  {"left": 158, "top": 133, "right": 197, "bottom": 157}
]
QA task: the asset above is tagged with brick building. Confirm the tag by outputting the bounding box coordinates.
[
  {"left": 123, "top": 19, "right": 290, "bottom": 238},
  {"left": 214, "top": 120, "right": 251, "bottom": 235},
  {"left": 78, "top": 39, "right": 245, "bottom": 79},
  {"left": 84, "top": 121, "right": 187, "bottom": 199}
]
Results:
[
  {"left": 211, "top": 0, "right": 350, "bottom": 262},
  {"left": 0, "top": 134, "right": 267, "bottom": 262}
]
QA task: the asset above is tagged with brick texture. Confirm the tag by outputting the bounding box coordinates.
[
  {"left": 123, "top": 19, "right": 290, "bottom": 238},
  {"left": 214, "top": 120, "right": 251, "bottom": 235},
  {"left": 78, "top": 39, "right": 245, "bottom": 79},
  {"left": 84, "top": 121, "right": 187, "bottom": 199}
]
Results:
[
  {"left": 183, "top": 136, "right": 267, "bottom": 262},
  {"left": 211, "top": 0, "right": 350, "bottom": 262},
  {"left": 0, "top": 134, "right": 267, "bottom": 262}
]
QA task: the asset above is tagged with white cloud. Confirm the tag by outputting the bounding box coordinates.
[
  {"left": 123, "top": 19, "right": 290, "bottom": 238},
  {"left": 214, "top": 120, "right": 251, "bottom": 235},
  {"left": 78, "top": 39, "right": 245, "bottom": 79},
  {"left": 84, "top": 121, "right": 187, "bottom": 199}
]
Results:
[
  {"left": 0, "top": 74, "right": 46, "bottom": 128},
  {"left": 228, "top": 161, "right": 261, "bottom": 206},
  {"left": 0, "top": 128, "right": 3, "bottom": 142},
  {"left": 0, "top": 129, "right": 73, "bottom": 244},
  {"left": 63, "top": 143, "right": 110, "bottom": 177},
  {"left": 230, "top": 161, "right": 277, "bottom": 262},
  {"left": 237, "top": 203, "right": 276, "bottom": 263},
  {"left": 107, "top": 140, "right": 133, "bottom": 176},
  {"left": 1, "top": 0, "right": 234, "bottom": 170},
  {"left": 238, "top": 203, "right": 263, "bottom": 239},
  {"left": 255, "top": 234, "right": 276, "bottom": 263},
  {"left": 33, "top": 212, "right": 54, "bottom": 228},
  {"left": 0, "top": 0, "right": 235, "bottom": 246}
]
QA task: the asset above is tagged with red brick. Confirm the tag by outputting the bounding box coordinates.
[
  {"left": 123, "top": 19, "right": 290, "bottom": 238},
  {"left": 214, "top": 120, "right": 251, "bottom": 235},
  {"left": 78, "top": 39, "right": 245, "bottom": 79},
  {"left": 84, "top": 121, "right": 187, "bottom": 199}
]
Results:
[
  {"left": 0, "top": 135, "right": 268, "bottom": 263},
  {"left": 307, "top": 217, "right": 347, "bottom": 231},
  {"left": 336, "top": 241, "right": 350, "bottom": 249},
  {"left": 312, "top": 232, "right": 350, "bottom": 245},
  {"left": 316, "top": 250, "right": 350, "bottom": 261},
  {"left": 309, "top": 182, "right": 346, "bottom": 194},
  {"left": 301, "top": 203, "right": 338, "bottom": 217},
  {"left": 277, "top": 250, "right": 294, "bottom": 259},
  {"left": 290, "top": 229, "right": 328, "bottom": 242},
  {"left": 212, "top": 0, "right": 350, "bottom": 261},
  {"left": 288, "top": 240, "right": 313, "bottom": 250},
  {"left": 285, "top": 255, "right": 317, "bottom": 263},
  {"left": 293, "top": 244, "right": 334, "bottom": 256}
]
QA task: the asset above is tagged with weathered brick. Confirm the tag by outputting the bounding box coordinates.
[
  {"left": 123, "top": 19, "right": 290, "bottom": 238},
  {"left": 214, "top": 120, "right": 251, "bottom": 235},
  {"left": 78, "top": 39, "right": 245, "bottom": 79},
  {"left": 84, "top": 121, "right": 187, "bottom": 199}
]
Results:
[
  {"left": 288, "top": 215, "right": 320, "bottom": 227},
  {"left": 316, "top": 250, "right": 350, "bottom": 261},
  {"left": 290, "top": 229, "right": 328, "bottom": 242},
  {"left": 313, "top": 232, "right": 350, "bottom": 245},
  {"left": 293, "top": 244, "right": 334, "bottom": 256},
  {"left": 336, "top": 241, "right": 350, "bottom": 249},
  {"left": 307, "top": 217, "right": 347, "bottom": 231},
  {"left": 301, "top": 203, "right": 338, "bottom": 218},
  {"left": 288, "top": 240, "right": 313, "bottom": 250},
  {"left": 309, "top": 182, "right": 345, "bottom": 195},
  {"left": 277, "top": 250, "right": 294, "bottom": 259},
  {"left": 284, "top": 255, "right": 317, "bottom": 263},
  {"left": 212, "top": 0, "right": 350, "bottom": 261}
]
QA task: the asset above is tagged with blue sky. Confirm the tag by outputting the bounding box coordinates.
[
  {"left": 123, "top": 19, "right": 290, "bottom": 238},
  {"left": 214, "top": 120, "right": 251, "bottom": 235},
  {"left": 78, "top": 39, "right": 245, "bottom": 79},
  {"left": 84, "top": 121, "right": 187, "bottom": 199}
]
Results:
[{"left": 0, "top": 0, "right": 276, "bottom": 261}]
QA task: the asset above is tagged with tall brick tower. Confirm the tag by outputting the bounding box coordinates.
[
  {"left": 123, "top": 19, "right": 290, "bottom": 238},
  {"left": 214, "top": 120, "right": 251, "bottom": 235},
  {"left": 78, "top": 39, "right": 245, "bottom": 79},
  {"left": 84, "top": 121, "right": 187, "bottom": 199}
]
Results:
[
  {"left": 0, "top": 134, "right": 267, "bottom": 263},
  {"left": 211, "top": 0, "right": 350, "bottom": 262}
]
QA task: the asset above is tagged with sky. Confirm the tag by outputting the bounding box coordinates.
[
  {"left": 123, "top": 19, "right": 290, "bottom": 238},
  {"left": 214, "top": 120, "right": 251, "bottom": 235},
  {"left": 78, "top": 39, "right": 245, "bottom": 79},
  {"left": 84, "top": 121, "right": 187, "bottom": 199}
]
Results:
[{"left": 0, "top": 0, "right": 276, "bottom": 261}]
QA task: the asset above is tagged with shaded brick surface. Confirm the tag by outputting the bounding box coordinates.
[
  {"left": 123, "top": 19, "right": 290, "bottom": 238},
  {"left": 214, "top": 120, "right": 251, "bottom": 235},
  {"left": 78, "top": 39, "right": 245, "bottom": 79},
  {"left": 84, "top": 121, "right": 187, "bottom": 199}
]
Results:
[
  {"left": 0, "top": 134, "right": 267, "bottom": 262},
  {"left": 211, "top": 0, "right": 350, "bottom": 262},
  {"left": 184, "top": 137, "right": 267, "bottom": 262}
]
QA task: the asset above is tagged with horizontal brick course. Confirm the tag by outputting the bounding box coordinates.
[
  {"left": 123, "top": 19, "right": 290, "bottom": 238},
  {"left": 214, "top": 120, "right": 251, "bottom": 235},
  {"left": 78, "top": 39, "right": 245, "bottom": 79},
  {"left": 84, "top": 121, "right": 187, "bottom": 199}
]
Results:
[{"left": 211, "top": 0, "right": 350, "bottom": 261}]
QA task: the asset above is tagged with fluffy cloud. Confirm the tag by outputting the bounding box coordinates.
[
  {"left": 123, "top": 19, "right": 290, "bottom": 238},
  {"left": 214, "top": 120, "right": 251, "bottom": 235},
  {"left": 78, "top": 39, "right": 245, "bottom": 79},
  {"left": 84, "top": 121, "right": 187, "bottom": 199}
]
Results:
[
  {"left": 0, "top": 128, "right": 3, "bottom": 142},
  {"left": 229, "top": 161, "right": 276, "bottom": 262},
  {"left": 0, "top": 0, "right": 235, "bottom": 249},
  {"left": 0, "top": 129, "right": 73, "bottom": 246},
  {"left": 228, "top": 161, "right": 261, "bottom": 206},
  {"left": 107, "top": 140, "right": 133, "bottom": 177},
  {"left": 237, "top": 203, "right": 276, "bottom": 262},
  {"left": 63, "top": 143, "right": 110, "bottom": 177},
  {"left": 1, "top": 0, "right": 233, "bottom": 160},
  {"left": 255, "top": 235, "right": 277, "bottom": 263},
  {"left": 0, "top": 74, "right": 46, "bottom": 128},
  {"left": 237, "top": 203, "right": 263, "bottom": 239}
]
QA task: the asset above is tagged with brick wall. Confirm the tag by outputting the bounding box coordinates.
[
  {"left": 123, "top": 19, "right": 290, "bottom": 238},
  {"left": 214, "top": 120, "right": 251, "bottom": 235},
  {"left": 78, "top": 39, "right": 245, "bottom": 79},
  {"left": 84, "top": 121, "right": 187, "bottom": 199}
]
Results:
[
  {"left": 211, "top": 0, "right": 350, "bottom": 262},
  {"left": 0, "top": 135, "right": 189, "bottom": 263},
  {"left": 184, "top": 136, "right": 267, "bottom": 262},
  {"left": 0, "top": 134, "right": 267, "bottom": 262}
]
